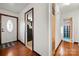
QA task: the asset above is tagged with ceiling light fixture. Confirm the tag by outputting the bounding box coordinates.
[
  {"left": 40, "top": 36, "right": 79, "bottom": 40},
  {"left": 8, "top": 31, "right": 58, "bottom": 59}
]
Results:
[{"left": 63, "top": 3, "right": 70, "bottom": 5}]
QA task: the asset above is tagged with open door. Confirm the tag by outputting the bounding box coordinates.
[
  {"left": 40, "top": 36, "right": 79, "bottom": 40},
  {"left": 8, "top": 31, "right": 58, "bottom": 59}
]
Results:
[{"left": 25, "top": 8, "right": 34, "bottom": 50}]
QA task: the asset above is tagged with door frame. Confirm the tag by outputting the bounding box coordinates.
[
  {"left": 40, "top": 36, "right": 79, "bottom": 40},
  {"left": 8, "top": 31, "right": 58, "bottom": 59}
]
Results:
[
  {"left": 52, "top": 3, "right": 56, "bottom": 55},
  {"left": 24, "top": 8, "right": 34, "bottom": 50},
  {"left": 0, "top": 13, "right": 18, "bottom": 44},
  {"left": 63, "top": 17, "right": 72, "bottom": 42}
]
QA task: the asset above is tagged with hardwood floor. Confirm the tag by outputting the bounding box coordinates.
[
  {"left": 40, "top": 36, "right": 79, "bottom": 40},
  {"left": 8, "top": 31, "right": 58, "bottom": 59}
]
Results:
[
  {"left": 55, "top": 41, "right": 79, "bottom": 56},
  {"left": 0, "top": 41, "right": 40, "bottom": 56}
]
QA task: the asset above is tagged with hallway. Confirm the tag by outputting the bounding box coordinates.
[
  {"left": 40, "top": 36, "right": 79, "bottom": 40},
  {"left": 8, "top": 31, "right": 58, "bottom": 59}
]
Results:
[
  {"left": 55, "top": 41, "right": 79, "bottom": 56},
  {"left": 51, "top": 3, "right": 79, "bottom": 56}
]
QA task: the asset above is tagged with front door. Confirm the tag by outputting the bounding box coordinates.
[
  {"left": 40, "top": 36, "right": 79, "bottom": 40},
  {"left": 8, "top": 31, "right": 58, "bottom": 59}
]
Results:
[{"left": 1, "top": 15, "right": 17, "bottom": 44}]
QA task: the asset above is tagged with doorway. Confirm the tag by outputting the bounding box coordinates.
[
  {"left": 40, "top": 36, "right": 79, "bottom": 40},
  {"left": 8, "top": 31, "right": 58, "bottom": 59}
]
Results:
[
  {"left": 0, "top": 14, "right": 18, "bottom": 48},
  {"left": 64, "top": 17, "right": 72, "bottom": 42},
  {"left": 25, "top": 8, "right": 34, "bottom": 50}
]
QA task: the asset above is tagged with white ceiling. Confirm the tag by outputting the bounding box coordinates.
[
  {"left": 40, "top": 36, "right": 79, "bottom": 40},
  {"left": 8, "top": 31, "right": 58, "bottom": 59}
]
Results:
[
  {"left": 60, "top": 3, "right": 79, "bottom": 13},
  {"left": 0, "top": 3, "right": 28, "bottom": 13}
]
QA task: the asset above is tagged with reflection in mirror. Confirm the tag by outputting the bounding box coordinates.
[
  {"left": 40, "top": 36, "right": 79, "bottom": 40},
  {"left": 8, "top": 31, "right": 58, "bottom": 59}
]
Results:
[{"left": 25, "top": 8, "right": 33, "bottom": 50}]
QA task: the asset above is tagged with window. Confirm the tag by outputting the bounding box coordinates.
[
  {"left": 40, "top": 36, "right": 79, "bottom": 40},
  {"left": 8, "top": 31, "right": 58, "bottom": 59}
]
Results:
[{"left": 7, "top": 20, "right": 13, "bottom": 32}]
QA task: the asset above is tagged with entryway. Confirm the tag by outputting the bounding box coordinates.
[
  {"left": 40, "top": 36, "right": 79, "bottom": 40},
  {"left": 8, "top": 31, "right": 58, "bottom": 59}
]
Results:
[{"left": 0, "top": 14, "right": 18, "bottom": 48}]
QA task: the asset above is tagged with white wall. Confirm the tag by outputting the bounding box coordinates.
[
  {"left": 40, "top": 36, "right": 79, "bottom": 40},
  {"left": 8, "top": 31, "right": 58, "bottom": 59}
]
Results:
[
  {"left": 18, "top": 3, "right": 49, "bottom": 56},
  {"left": 55, "top": 4, "right": 61, "bottom": 49},
  {"left": 49, "top": 3, "right": 53, "bottom": 55},
  {"left": 62, "top": 9, "right": 79, "bottom": 42},
  {"left": 0, "top": 8, "right": 18, "bottom": 16}
]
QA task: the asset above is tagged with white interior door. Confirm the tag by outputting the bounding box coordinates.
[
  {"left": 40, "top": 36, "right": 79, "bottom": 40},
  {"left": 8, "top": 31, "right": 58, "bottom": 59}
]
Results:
[{"left": 1, "top": 15, "right": 17, "bottom": 44}]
